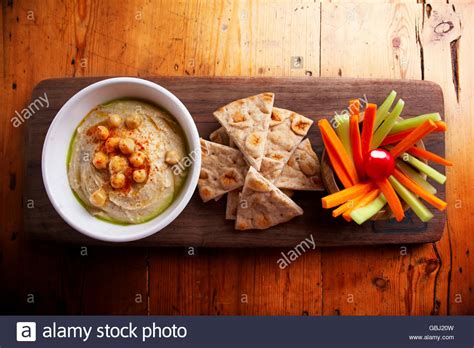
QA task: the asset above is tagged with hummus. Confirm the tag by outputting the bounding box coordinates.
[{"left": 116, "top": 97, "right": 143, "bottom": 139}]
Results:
[{"left": 68, "top": 99, "right": 188, "bottom": 224}]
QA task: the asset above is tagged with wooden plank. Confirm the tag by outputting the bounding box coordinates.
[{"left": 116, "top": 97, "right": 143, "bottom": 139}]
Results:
[
  {"left": 421, "top": 3, "right": 473, "bottom": 315},
  {"left": 320, "top": 3, "right": 422, "bottom": 80},
  {"left": 319, "top": 3, "right": 450, "bottom": 315},
  {"left": 149, "top": 248, "right": 322, "bottom": 315},
  {"left": 25, "top": 76, "right": 445, "bottom": 247}
]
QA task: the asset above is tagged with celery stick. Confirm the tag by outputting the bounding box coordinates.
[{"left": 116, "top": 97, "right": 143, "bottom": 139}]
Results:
[
  {"left": 374, "top": 90, "right": 397, "bottom": 129},
  {"left": 388, "top": 176, "right": 434, "bottom": 222},
  {"left": 389, "top": 113, "right": 441, "bottom": 134},
  {"left": 372, "top": 99, "right": 405, "bottom": 148},
  {"left": 339, "top": 116, "right": 353, "bottom": 162},
  {"left": 351, "top": 194, "right": 387, "bottom": 225},
  {"left": 335, "top": 115, "right": 343, "bottom": 138},
  {"left": 404, "top": 153, "right": 446, "bottom": 184},
  {"left": 396, "top": 160, "right": 437, "bottom": 194}
]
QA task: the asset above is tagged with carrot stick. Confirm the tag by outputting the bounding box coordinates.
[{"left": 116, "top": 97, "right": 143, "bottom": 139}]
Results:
[
  {"left": 390, "top": 120, "right": 438, "bottom": 158},
  {"left": 332, "top": 195, "right": 363, "bottom": 218},
  {"left": 360, "top": 103, "right": 377, "bottom": 157},
  {"left": 381, "top": 122, "right": 446, "bottom": 146},
  {"left": 407, "top": 146, "right": 453, "bottom": 166},
  {"left": 319, "top": 119, "right": 359, "bottom": 185},
  {"left": 342, "top": 188, "right": 380, "bottom": 221},
  {"left": 393, "top": 169, "right": 447, "bottom": 211},
  {"left": 435, "top": 121, "right": 447, "bottom": 131},
  {"left": 350, "top": 114, "right": 365, "bottom": 179},
  {"left": 349, "top": 99, "right": 360, "bottom": 116},
  {"left": 321, "top": 182, "right": 372, "bottom": 209},
  {"left": 376, "top": 178, "right": 405, "bottom": 221},
  {"left": 380, "top": 130, "right": 411, "bottom": 146},
  {"left": 322, "top": 133, "right": 353, "bottom": 188}
]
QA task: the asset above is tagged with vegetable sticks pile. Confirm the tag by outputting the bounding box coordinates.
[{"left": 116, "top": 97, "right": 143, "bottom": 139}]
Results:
[{"left": 319, "top": 91, "right": 451, "bottom": 224}]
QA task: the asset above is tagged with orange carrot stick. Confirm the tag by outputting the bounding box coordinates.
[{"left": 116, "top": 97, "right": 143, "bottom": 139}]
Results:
[
  {"left": 360, "top": 103, "right": 377, "bottom": 157},
  {"left": 350, "top": 114, "right": 365, "bottom": 179},
  {"left": 322, "top": 133, "right": 353, "bottom": 188},
  {"left": 392, "top": 169, "right": 447, "bottom": 211},
  {"left": 342, "top": 188, "right": 380, "bottom": 221},
  {"left": 390, "top": 120, "right": 438, "bottom": 158},
  {"left": 349, "top": 99, "right": 360, "bottom": 116},
  {"left": 381, "top": 122, "right": 447, "bottom": 146},
  {"left": 332, "top": 195, "right": 363, "bottom": 218},
  {"left": 407, "top": 146, "right": 453, "bottom": 166},
  {"left": 321, "top": 182, "right": 372, "bottom": 209},
  {"left": 435, "top": 121, "right": 447, "bottom": 131},
  {"left": 380, "top": 131, "right": 411, "bottom": 146},
  {"left": 319, "top": 119, "right": 359, "bottom": 185},
  {"left": 376, "top": 178, "right": 405, "bottom": 221}
]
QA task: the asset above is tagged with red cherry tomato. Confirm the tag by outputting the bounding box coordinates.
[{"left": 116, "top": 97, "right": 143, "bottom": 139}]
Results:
[{"left": 364, "top": 149, "right": 395, "bottom": 180}]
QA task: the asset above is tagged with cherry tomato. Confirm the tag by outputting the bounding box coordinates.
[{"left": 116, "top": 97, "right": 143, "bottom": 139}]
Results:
[{"left": 364, "top": 149, "right": 395, "bottom": 180}]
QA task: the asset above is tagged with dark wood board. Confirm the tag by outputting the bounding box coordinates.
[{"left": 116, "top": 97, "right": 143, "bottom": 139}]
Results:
[{"left": 23, "top": 77, "right": 445, "bottom": 247}]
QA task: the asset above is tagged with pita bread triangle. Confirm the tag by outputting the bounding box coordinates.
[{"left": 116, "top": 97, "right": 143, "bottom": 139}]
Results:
[
  {"left": 275, "top": 139, "right": 324, "bottom": 191},
  {"left": 213, "top": 93, "right": 274, "bottom": 171},
  {"left": 235, "top": 167, "right": 303, "bottom": 230},
  {"left": 198, "top": 139, "right": 248, "bottom": 202},
  {"left": 260, "top": 107, "right": 313, "bottom": 181}
]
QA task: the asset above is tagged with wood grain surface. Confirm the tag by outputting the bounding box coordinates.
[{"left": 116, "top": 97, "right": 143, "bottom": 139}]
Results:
[
  {"left": 25, "top": 76, "right": 445, "bottom": 247},
  {"left": 1, "top": 0, "right": 472, "bottom": 315}
]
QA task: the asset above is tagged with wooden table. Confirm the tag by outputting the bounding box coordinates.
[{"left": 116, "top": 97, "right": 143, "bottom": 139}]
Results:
[{"left": 1, "top": 0, "right": 472, "bottom": 315}]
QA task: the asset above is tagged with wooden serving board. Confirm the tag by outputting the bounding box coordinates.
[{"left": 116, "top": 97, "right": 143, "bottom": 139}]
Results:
[{"left": 24, "top": 77, "right": 446, "bottom": 247}]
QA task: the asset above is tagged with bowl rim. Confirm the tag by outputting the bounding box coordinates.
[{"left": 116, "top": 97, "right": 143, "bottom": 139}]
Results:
[{"left": 41, "top": 77, "right": 201, "bottom": 242}]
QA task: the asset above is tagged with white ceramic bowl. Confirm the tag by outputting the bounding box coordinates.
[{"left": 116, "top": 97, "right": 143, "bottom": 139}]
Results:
[{"left": 42, "top": 77, "right": 201, "bottom": 242}]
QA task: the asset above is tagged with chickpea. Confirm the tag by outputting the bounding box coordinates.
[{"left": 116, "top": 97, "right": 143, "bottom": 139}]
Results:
[
  {"left": 92, "top": 151, "right": 109, "bottom": 170},
  {"left": 132, "top": 169, "right": 148, "bottom": 183},
  {"left": 96, "top": 125, "right": 110, "bottom": 141},
  {"left": 90, "top": 188, "right": 107, "bottom": 207},
  {"left": 108, "top": 113, "right": 123, "bottom": 128},
  {"left": 165, "top": 150, "right": 180, "bottom": 165},
  {"left": 125, "top": 113, "right": 142, "bottom": 129},
  {"left": 110, "top": 173, "right": 126, "bottom": 189},
  {"left": 129, "top": 151, "right": 146, "bottom": 167},
  {"left": 109, "top": 155, "right": 129, "bottom": 173},
  {"left": 105, "top": 137, "right": 120, "bottom": 153},
  {"left": 119, "top": 138, "right": 135, "bottom": 155}
]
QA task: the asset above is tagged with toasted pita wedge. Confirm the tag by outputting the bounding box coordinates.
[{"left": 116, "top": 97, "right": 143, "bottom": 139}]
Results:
[
  {"left": 209, "top": 128, "right": 235, "bottom": 202},
  {"left": 213, "top": 93, "right": 274, "bottom": 170},
  {"left": 259, "top": 157, "right": 284, "bottom": 182},
  {"left": 210, "top": 127, "right": 236, "bottom": 148},
  {"left": 260, "top": 107, "right": 313, "bottom": 181},
  {"left": 225, "top": 189, "right": 241, "bottom": 220},
  {"left": 275, "top": 139, "right": 324, "bottom": 191},
  {"left": 235, "top": 167, "right": 303, "bottom": 230},
  {"left": 209, "top": 127, "right": 230, "bottom": 146},
  {"left": 198, "top": 139, "right": 248, "bottom": 202}
]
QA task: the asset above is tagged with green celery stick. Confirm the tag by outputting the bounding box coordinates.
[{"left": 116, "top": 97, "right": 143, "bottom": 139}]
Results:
[
  {"left": 388, "top": 176, "right": 434, "bottom": 222},
  {"left": 339, "top": 115, "right": 353, "bottom": 162},
  {"left": 374, "top": 90, "right": 397, "bottom": 129},
  {"left": 335, "top": 114, "right": 344, "bottom": 138},
  {"left": 351, "top": 194, "right": 387, "bottom": 225},
  {"left": 396, "top": 160, "right": 437, "bottom": 194},
  {"left": 372, "top": 99, "right": 405, "bottom": 148},
  {"left": 389, "top": 113, "right": 441, "bottom": 134},
  {"left": 403, "top": 153, "right": 446, "bottom": 184}
]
